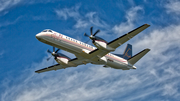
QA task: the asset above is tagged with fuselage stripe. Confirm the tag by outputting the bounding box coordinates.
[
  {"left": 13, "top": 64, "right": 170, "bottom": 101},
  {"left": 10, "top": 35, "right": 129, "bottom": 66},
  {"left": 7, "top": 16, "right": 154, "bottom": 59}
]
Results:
[{"left": 45, "top": 33, "right": 127, "bottom": 64}]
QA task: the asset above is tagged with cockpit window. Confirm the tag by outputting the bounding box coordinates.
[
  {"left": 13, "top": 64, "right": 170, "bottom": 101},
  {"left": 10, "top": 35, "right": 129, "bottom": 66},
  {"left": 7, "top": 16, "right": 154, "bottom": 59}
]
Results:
[
  {"left": 42, "top": 29, "right": 53, "bottom": 32},
  {"left": 42, "top": 30, "right": 47, "bottom": 32},
  {"left": 49, "top": 30, "right": 52, "bottom": 32}
]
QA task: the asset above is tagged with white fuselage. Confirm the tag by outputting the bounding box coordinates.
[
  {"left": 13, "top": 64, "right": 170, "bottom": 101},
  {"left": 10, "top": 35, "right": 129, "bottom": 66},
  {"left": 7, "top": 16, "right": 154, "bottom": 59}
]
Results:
[{"left": 36, "top": 30, "right": 136, "bottom": 70}]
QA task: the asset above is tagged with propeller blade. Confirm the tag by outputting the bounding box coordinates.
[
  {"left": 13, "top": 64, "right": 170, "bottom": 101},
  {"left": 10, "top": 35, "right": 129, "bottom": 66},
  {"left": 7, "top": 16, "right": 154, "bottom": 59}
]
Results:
[
  {"left": 53, "top": 47, "right": 55, "bottom": 52},
  {"left": 55, "top": 49, "right": 60, "bottom": 53},
  {"left": 47, "top": 49, "right": 52, "bottom": 54},
  {"left": 85, "top": 39, "right": 90, "bottom": 43},
  {"left": 93, "top": 29, "right": 100, "bottom": 36},
  {"left": 84, "top": 33, "right": 89, "bottom": 37},
  {"left": 53, "top": 59, "right": 55, "bottom": 64},
  {"left": 47, "top": 55, "right": 52, "bottom": 61},
  {"left": 90, "top": 26, "right": 93, "bottom": 35}
]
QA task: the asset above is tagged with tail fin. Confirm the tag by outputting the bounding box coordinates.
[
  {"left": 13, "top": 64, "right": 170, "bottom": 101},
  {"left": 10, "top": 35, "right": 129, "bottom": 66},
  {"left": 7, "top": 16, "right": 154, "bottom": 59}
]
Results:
[
  {"left": 122, "top": 44, "right": 132, "bottom": 60},
  {"left": 128, "top": 49, "right": 150, "bottom": 65},
  {"left": 113, "top": 44, "right": 132, "bottom": 60}
]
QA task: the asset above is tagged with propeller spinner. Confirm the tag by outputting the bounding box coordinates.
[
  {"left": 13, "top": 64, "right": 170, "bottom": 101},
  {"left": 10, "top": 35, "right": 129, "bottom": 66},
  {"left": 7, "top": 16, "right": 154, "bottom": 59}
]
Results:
[
  {"left": 47, "top": 47, "right": 60, "bottom": 61},
  {"left": 84, "top": 26, "right": 100, "bottom": 43}
]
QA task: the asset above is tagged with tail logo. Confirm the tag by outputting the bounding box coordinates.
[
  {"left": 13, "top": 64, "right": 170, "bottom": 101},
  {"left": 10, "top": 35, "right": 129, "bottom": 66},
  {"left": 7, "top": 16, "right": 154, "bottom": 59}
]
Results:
[{"left": 123, "top": 48, "right": 131, "bottom": 58}]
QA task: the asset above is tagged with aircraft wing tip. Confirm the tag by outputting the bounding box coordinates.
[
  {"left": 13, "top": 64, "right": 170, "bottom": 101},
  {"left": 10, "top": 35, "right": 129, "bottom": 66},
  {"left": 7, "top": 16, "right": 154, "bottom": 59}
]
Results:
[
  {"left": 144, "top": 24, "right": 150, "bottom": 26},
  {"left": 146, "top": 48, "right": 151, "bottom": 51},
  {"left": 35, "top": 71, "right": 40, "bottom": 73}
]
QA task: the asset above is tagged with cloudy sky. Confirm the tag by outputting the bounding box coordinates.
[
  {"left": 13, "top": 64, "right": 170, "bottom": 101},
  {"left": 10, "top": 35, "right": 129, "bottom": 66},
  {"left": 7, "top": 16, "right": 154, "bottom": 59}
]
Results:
[{"left": 1, "top": 0, "right": 180, "bottom": 101}]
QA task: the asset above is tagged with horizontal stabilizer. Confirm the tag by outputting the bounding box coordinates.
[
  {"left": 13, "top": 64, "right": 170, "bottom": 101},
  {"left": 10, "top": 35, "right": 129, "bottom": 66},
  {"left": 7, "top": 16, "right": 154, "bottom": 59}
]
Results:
[{"left": 128, "top": 49, "right": 150, "bottom": 65}]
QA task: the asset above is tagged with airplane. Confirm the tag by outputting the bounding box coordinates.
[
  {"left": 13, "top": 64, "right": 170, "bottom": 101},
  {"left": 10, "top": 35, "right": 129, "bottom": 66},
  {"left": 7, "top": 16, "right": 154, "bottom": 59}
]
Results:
[{"left": 35, "top": 24, "right": 150, "bottom": 73}]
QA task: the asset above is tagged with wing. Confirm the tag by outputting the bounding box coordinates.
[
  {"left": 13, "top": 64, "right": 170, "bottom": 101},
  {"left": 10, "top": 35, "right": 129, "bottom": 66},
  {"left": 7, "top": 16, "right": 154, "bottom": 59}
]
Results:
[
  {"left": 107, "top": 24, "right": 150, "bottom": 49},
  {"left": 89, "top": 24, "right": 150, "bottom": 61},
  {"left": 35, "top": 64, "right": 64, "bottom": 73},
  {"left": 89, "top": 49, "right": 110, "bottom": 61},
  {"left": 68, "top": 58, "right": 88, "bottom": 66},
  {"left": 35, "top": 58, "right": 86, "bottom": 73}
]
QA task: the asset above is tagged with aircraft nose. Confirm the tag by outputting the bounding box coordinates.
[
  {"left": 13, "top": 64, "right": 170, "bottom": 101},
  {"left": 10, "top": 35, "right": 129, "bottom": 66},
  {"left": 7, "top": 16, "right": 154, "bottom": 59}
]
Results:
[
  {"left": 36, "top": 33, "right": 47, "bottom": 40},
  {"left": 36, "top": 33, "right": 42, "bottom": 39}
]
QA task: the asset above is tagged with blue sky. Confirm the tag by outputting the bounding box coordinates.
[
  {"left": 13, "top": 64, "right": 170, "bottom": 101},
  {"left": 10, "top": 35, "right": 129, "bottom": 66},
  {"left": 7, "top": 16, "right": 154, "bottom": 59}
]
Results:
[{"left": 1, "top": 0, "right": 180, "bottom": 101}]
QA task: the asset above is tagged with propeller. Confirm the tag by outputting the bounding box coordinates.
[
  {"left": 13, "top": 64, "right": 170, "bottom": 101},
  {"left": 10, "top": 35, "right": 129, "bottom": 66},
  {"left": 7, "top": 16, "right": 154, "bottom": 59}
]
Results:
[
  {"left": 47, "top": 47, "right": 60, "bottom": 61},
  {"left": 84, "top": 26, "right": 100, "bottom": 43}
]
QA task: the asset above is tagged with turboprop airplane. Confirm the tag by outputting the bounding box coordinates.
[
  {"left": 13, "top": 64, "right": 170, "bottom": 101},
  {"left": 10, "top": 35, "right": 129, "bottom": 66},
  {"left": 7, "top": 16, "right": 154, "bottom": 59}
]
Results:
[{"left": 35, "top": 24, "right": 150, "bottom": 73}]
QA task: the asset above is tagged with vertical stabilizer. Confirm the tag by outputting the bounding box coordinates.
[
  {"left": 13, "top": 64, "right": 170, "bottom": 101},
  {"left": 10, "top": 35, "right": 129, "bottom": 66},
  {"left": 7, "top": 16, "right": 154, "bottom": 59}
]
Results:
[
  {"left": 122, "top": 44, "right": 132, "bottom": 60},
  {"left": 128, "top": 49, "right": 150, "bottom": 65},
  {"left": 113, "top": 44, "right": 132, "bottom": 60}
]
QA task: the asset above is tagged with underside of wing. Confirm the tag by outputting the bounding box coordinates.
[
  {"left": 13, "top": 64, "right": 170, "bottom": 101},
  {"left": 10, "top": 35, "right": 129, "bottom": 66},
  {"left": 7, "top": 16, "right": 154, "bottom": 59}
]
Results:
[
  {"left": 68, "top": 57, "right": 88, "bottom": 66},
  {"left": 35, "top": 58, "right": 87, "bottom": 73},
  {"left": 108, "top": 24, "right": 150, "bottom": 49},
  {"left": 35, "top": 64, "right": 64, "bottom": 73},
  {"left": 89, "top": 49, "right": 110, "bottom": 62}
]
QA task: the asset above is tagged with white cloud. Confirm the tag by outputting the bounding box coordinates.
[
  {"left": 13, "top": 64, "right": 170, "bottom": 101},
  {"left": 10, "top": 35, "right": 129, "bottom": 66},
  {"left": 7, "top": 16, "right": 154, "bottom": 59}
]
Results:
[
  {"left": 0, "top": 0, "right": 60, "bottom": 14},
  {"left": 127, "top": 0, "right": 135, "bottom": 6},
  {"left": 85, "top": 12, "right": 108, "bottom": 28},
  {"left": 74, "top": 12, "right": 108, "bottom": 28},
  {"left": 74, "top": 19, "right": 89, "bottom": 28},
  {"left": 0, "top": 0, "right": 22, "bottom": 13},
  {"left": 1, "top": 3, "right": 180, "bottom": 101},
  {"left": 2, "top": 33, "right": 180, "bottom": 100},
  {"left": 55, "top": 4, "right": 81, "bottom": 20},
  {"left": 0, "top": 55, "right": 142, "bottom": 101},
  {"left": 0, "top": 16, "right": 22, "bottom": 28},
  {"left": 2, "top": 6, "right": 180, "bottom": 98},
  {"left": 74, "top": 11, "right": 109, "bottom": 29},
  {"left": 113, "top": 22, "right": 134, "bottom": 35},
  {"left": 1, "top": 24, "right": 180, "bottom": 100},
  {"left": 113, "top": 6, "right": 143, "bottom": 35},
  {"left": 27, "top": 0, "right": 59, "bottom": 4},
  {"left": 132, "top": 24, "right": 180, "bottom": 99},
  {"left": 165, "top": 0, "right": 180, "bottom": 15},
  {"left": 162, "top": 83, "right": 178, "bottom": 96},
  {"left": 55, "top": 6, "right": 108, "bottom": 29},
  {"left": 134, "top": 25, "right": 180, "bottom": 57},
  {"left": 55, "top": 5, "right": 89, "bottom": 29}
]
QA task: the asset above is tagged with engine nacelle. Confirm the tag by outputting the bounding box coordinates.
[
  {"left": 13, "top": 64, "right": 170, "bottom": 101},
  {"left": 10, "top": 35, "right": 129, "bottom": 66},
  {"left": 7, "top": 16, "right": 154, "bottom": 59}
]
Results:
[
  {"left": 94, "top": 40, "right": 115, "bottom": 51},
  {"left": 55, "top": 53, "right": 74, "bottom": 66},
  {"left": 55, "top": 53, "right": 78, "bottom": 67},
  {"left": 56, "top": 57, "right": 69, "bottom": 65}
]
